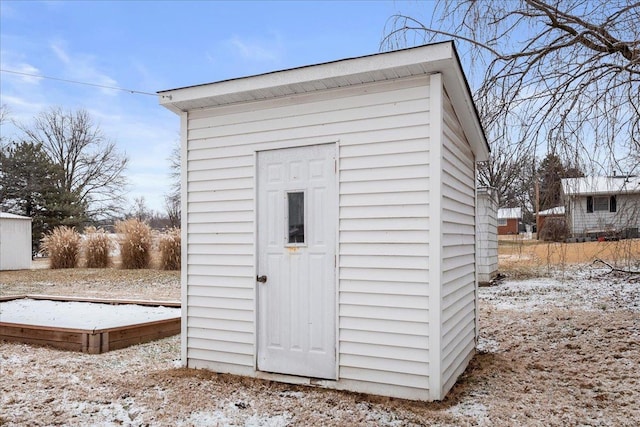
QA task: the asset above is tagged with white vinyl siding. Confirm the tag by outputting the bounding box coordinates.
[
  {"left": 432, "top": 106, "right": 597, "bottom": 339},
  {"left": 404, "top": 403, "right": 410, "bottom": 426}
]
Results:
[
  {"left": 337, "top": 77, "right": 431, "bottom": 400},
  {"left": 476, "top": 188, "right": 498, "bottom": 284},
  {"left": 183, "top": 76, "right": 435, "bottom": 393},
  {"left": 439, "top": 90, "right": 477, "bottom": 396},
  {"left": 568, "top": 194, "right": 640, "bottom": 235},
  {"left": 0, "top": 215, "right": 32, "bottom": 271},
  {"left": 166, "top": 44, "right": 490, "bottom": 402}
]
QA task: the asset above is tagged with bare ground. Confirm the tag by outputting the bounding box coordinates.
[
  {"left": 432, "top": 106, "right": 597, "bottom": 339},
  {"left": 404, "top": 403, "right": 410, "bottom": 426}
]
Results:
[{"left": 1, "top": 252, "right": 639, "bottom": 426}]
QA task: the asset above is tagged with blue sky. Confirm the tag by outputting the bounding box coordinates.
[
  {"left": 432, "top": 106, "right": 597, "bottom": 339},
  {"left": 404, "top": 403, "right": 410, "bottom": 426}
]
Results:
[{"left": 0, "top": 0, "right": 436, "bottom": 213}]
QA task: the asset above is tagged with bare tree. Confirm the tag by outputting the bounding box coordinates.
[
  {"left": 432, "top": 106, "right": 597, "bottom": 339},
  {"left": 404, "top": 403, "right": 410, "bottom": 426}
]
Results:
[
  {"left": 0, "top": 104, "right": 9, "bottom": 127},
  {"left": 164, "top": 193, "right": 180, "bottom": 228},
  {"left": 383, "top": 0, "right": 640, "bottom": 175},
  {"left": 132, "top": 196, "right": 152, "bottom": 223},
  {"left": 164, "top": 139, "right": 181, "bottom": 226},
  {"left": 20, "top": 107, "right": 128, "bottom": 219}
]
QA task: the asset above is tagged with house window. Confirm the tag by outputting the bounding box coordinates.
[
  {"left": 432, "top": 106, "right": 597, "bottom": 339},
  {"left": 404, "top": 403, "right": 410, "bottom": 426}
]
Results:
[
  {"left": 586, "top": 195, "right": 617, "bottom": 213},
  {"left": 498, "top": 218, "right": 507, "bottom": 226}
]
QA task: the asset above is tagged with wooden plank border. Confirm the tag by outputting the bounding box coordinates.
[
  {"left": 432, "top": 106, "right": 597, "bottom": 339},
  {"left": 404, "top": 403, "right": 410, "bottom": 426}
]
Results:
[{"left": 0, "top": 296, "right": 181, "bottom": 354}]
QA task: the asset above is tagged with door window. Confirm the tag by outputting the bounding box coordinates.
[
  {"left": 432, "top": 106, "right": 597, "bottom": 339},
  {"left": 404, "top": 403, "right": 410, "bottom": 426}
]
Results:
[{"left": 287, "top": 191, "right": 305, "bottom": 244}]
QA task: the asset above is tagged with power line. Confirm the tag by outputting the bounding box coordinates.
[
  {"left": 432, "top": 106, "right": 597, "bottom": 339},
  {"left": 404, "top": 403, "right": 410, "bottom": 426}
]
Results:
[{"left": 0, "top": 68, "right": 163, "bottom": 97}]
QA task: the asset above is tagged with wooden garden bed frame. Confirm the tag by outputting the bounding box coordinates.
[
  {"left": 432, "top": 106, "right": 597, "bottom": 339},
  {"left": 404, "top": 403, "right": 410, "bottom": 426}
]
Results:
[{"left": 0, "top": 295, "right": 181, "bottom": 354}]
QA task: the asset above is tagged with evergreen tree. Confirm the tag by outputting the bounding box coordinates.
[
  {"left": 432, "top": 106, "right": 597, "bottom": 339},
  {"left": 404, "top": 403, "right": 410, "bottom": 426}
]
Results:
[
  {"left": 537, "top": 153, "right": 584, "bottom": 212},
  {"left": 0, "top": 141, "right": 87, "bottom": 252}
]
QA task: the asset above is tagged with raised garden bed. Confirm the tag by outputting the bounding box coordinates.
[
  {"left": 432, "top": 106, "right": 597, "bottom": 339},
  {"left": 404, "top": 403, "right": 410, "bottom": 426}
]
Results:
[{"left": 0, "top": 295, "right": 180, "bottom": 354}]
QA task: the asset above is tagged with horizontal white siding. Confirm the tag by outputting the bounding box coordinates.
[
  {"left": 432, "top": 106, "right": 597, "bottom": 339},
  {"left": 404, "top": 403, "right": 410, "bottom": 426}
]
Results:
[
  {"left": 0, "top": 217, "right": 32, "bottom": 271},
  {"left": 569, "top": 194, "right": 640, "bottom": 235},
  {"left": 440, "top": 91, "right": 477, "bottom": 396},
  {"left": 477, "top": 189, "right": 498, "bottom": 283},
  {"left": 338, "top": 76, "right": 431, "bottom": 396},
  {"left": 184, "top": 75, "right": 435, "bottom": 393}
]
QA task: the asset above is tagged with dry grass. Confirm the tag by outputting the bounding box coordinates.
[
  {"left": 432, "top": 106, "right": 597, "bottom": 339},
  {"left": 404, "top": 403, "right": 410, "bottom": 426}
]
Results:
[
  {"left": 499, "top": 237, "right": 640, "bottom": 277},
  {"left": 0, "top": 259, "right": 179, "bottom": 300},
  {"left": 158, "top": 228, "right": 181, "bottom": 270},
  {"left": 116, "top": 219, "right": 152, "bottom": 269},
  {"left": 82, "top": 226, "right": 113, "bottom": 268},
  {"left": 40, "top": 226, "right": 81, "bottom": 269}
]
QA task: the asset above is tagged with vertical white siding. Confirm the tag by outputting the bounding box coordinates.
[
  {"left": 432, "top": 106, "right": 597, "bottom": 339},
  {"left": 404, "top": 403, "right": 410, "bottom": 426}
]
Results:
[
  {"left": 477, "top": 188, "right": 498, "bottom": 283},
  {"left": 439, "top": 90, "right": 477, "bottom": 396},
  {"left": 0, "top": 216, "right": 32, "bottom": 271},
  {"left": 184, "top": 76, "right": 435, "bottom": 397}
]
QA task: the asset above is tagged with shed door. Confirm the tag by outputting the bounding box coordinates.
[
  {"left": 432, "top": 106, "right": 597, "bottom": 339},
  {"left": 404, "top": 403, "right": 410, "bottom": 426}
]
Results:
[{"left": 257, "top": 144, "right": 336, "bottom": 379}]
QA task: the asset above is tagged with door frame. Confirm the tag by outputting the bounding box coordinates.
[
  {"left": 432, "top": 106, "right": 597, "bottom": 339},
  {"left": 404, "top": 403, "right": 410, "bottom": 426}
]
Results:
[{"left": 253, "top": 141, "right": 340, "bottom": 379}]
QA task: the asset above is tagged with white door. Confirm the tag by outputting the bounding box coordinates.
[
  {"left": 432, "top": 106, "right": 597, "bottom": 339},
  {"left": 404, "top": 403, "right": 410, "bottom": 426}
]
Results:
[{"left": 257, "top": 144, "right": 337, "bottom": 379}]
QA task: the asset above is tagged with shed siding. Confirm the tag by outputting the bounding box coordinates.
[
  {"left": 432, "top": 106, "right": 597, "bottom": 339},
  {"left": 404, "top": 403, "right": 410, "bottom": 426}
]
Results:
[
  {"left": 477, "top": 188, "right": 498, "bottom": 283},
  {"left": 0, "top": 216, "right": 32, "bottom": 271},
  {"left": 440, "top": 91, "right": 477, "bottom": 396},
  {"left": 338, "top": 76, "right": 431, "bottom": 396},
  {"left": 568, "top": 194, "right": 640, "bottom": 235},
  {"left": 183, "top": 76, "right": 435, "bottom": 392}
]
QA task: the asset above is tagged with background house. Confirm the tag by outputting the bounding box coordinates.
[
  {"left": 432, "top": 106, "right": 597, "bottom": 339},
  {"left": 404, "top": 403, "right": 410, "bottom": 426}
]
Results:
[
  {"left": 561, "top": 176, "right": 640, "bottom": 238},
  {"left": 497, "top": 207, "right": 521, "bottom": 235},
  {"left": 159, "top": 42, "right": 489, "bottom": 401},
  {"left": 0, "top": 212, "right": 32, "bottom": 271}
]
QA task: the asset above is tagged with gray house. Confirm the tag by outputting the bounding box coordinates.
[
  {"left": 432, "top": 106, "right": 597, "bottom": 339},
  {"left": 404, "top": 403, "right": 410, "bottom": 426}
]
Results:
[
  {"left": 561, "top": 176, "right": 640, "bottom": 237},
  {"left": 159, "top": 42, "right": 489, "bottom": 401}
]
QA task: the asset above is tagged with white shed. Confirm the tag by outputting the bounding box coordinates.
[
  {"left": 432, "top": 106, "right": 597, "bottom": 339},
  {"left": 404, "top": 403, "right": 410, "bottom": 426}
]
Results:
[
  {"left": 0, "top": 212, "right": 32, "bottom": 271},
  {"left": 476, "top": 187, "right": 498, "bottom": 284},
  {"left": 159, "top": 42, "right": 489, "bottom": 401}
]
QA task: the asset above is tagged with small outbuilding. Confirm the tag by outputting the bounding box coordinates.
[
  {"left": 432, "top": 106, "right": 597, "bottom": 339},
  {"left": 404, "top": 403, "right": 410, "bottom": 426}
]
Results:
[
  {"left": 0, "top": 212, "right": 32, "bottom": 271},
  {"left": 159, "top": 42, "right": 489, "bottom": 401},
  {"left": 477, "top": 187, "right": 498, "bottom": 284}
]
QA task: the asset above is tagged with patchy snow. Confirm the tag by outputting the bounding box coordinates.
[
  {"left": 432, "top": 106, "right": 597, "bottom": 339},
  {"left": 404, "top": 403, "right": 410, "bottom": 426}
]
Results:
[
  {"left": 1, "top": 262, "right": 639, "bottom": 425},
  {"left": 476, "top": 336, "right": 500, "bottom": 353},
  {"left": 481, "top": 267, "right": 639, "bottom": 312},
  {"left": 447, "top": 401, "right": 490, "bottom": 425},
  {"left": 0, "top": 298, "right": 179, "bottom": 329}
]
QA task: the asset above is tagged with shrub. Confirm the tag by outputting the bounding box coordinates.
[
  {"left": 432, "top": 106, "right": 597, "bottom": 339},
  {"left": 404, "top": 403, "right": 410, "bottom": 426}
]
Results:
[
  {"left": 539, "top": 218, "right": 569, "bottom": 242},
  {"left": 83, "top": 226, "right": 113, "bottom": 268},
  {"left": 159, "top": 228, "right": 181, "bottom": 270},
  {"left": 41, "top": 226, "right": 81, "bottom": 269},
  {"left": 116, "top": 219, "right": 152, "bottom": 269}
]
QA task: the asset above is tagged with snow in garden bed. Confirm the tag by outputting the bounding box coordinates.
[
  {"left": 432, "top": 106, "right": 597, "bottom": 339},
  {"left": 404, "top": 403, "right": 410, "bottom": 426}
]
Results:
[{"left": 0, "top": 299, "right": 179, "bottom": 329}]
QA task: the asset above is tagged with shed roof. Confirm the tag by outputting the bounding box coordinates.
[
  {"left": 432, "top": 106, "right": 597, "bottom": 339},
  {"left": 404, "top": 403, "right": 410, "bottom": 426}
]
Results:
[
  {"left": 0, "top": 212, "right": 31, "bottom": 220},
  {"left": 159, "top": 41, "right": 489, "bottom": 161},
  {"left": 497, "top": 208, "right": 522, "bottom": 220},
  {"left": 561, "top": 176, "right": 640, "bottom": 196}
]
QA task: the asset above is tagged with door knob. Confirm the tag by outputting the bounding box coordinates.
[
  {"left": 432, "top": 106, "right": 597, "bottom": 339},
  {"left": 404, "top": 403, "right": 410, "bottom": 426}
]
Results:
[{"left": 257, "top": 275, "right": 268, "bottom": 283}]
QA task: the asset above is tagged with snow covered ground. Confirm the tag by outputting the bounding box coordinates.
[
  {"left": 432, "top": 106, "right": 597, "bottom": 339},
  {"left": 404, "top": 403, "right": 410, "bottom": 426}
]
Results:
[
  {"left": 0, "top": 299, "right": 179, "bottom": 329},
  {"left": 1, "top": 264, "right": 638, "bottom": 426}
]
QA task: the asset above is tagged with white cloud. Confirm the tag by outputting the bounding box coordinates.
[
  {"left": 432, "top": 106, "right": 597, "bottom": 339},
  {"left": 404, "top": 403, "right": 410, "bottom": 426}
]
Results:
[
  {"left": 49, "top": 40, "right": 119, "bottom": 96},
  {"left": 225, "top": 32, "right": 285, "bottom": 63},
  {"left": 0, "top": 47, "right": 42, "bottom": 85}
]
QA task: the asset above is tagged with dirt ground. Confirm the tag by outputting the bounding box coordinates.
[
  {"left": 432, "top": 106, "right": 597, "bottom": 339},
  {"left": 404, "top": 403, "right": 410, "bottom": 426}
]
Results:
[{"left": 1, "top": 244, "right": 639, "bottom": 426}]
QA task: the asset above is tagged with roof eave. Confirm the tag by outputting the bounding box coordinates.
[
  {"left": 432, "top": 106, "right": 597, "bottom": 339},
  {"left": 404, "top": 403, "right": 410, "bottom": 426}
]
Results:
[{"left": 159, "top": 42, "right": 489, "bottom": 158}]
